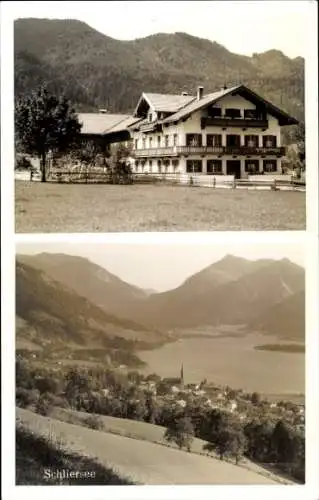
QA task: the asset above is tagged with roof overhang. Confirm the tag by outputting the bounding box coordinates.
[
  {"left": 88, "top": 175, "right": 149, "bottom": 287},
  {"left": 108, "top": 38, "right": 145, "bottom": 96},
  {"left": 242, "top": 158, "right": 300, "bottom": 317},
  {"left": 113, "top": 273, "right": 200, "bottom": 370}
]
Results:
[
  {"left": 232, "top": 85, "right": 299, "bottom": 126},
  {"left": 163, "top": 84, "right": 299, "bottom": 126}
]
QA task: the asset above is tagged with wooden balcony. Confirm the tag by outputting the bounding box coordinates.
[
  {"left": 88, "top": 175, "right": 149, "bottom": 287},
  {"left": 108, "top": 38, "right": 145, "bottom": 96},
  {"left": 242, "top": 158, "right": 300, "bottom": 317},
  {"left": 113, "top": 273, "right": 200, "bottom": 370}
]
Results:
[
  {"left": 134, "top": 147, "right": 179, "bottom": 157},
  {"left": 134, "top": 146, "right": 285, "bottom": 157},
  {"left": 201, "top": 117, "right": 269, "bottom": 129},
  {"left": 139, "top": 122, "right": 159, "bottom": 132}
]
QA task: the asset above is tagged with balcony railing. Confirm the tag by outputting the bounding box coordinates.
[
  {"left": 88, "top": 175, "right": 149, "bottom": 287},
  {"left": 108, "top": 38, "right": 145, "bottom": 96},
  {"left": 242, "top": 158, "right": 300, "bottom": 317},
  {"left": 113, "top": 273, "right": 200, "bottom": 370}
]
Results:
[
  {"left": 134, "top": 146, "right": 285, "bottom": 157},
  {"left": 201, "top": 117, "right": 269, "bottom": 129},
  {"left": 139, "top": 122, "right": 159, "bottom": 132}
]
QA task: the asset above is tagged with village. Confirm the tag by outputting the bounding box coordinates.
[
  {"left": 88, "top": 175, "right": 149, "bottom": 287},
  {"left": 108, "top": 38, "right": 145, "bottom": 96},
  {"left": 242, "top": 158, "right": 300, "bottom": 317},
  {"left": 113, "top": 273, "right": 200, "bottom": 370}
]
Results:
[{"left": 96, "top": 365, "right": 306, "bottom": 435}]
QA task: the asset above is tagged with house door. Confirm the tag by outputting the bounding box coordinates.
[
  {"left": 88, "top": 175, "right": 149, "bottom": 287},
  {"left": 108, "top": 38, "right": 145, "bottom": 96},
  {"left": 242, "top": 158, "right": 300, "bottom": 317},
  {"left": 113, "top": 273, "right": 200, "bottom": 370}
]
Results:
[{"left": 227, "top": 160, "right": 241, "bottom": 179}]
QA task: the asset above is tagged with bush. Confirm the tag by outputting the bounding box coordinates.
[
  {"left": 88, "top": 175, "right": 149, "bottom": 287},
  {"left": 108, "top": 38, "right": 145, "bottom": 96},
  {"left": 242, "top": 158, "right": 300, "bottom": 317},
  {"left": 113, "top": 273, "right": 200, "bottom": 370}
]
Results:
[
  {"left": 15, "top": 155, "right": 33, "bottom": 171},
  {"left": 35, "top": 377, "right": 59, "bottom": 395},
  {"left": 16, "top": 387, "right": 40, "bottom": 408},
  {"left": 84, "top": 414, "right": 104, "bottom": 431},
  {"left": 48, "top": 394, "right": 70, "bottom": 408},
  {"left": 35, "top": 397, "right": 51, "bottom": 416}
]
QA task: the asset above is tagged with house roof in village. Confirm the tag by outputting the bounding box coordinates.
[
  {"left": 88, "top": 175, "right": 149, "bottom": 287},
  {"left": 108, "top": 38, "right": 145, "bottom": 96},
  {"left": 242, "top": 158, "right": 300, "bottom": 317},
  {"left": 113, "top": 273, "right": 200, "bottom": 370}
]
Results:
[
  {"left": 134, "top": 93, "right": 195, "bottom": 116},
  {"left": 79, "top": 84, "right": 298, "bottom": 136},
  {"left": 106, "top": 115, "right": 142, "bottom": 134},
  {"left": 162, "top": 84, "right": 298, "bottom": 125},
  {"left": 162, "top": 86, "right": 239, "bottom": 123},
  {"left": 78, "top": 113, "right": 140, "bottom": 135}
]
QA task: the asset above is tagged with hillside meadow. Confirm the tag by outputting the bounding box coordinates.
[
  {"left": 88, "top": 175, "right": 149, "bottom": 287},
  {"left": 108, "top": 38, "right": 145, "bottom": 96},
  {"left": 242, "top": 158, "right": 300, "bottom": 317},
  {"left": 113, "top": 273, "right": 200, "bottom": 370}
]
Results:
[{"left": 16, "top": 408, "right": 287, "bottom": 485}]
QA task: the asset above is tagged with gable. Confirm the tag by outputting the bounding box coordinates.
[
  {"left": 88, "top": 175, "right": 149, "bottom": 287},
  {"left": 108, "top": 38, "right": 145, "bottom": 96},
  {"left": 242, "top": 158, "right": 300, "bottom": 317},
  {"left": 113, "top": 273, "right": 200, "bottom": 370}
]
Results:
[
  {"left": 133, "top": 92, "right": 195, "bottom": 118},
  {"left": 212, "top": 93, "right": 256, "bottom": 110},
  {"left": 162, "top": 85, "right": 298, "bottom": 126},
  {"left": 134, "top": 95, "right": 153, "bottom": 118},
  {"left": 232, "top": 86, "right": 298, "bottom": 125}
]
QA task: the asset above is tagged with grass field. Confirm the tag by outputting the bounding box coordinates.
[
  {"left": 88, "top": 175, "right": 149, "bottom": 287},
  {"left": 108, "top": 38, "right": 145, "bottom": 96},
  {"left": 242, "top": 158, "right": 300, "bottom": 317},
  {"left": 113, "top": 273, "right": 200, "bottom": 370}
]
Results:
[
  {"left": 17, "top": 408, "right": 286, "bottom": 485},
  {"left": 16, "top": 424, "right": 133, "bottom": 485},
  {"left": 46, "top": 407, "right": 295, "bottom": 485},
  {"left": 15, "top": 181, "right": 306, "bottom": 232}
]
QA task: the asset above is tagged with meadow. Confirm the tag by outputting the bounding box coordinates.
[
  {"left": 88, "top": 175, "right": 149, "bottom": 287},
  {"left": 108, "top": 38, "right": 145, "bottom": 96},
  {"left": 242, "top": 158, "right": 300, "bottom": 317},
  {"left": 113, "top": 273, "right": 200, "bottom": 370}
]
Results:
[
  {"left": 15, "top": 181, "right": 306, "bottom": 232},
  {"left": 16, "top": 408, "right": 286, "bottom": 485}
]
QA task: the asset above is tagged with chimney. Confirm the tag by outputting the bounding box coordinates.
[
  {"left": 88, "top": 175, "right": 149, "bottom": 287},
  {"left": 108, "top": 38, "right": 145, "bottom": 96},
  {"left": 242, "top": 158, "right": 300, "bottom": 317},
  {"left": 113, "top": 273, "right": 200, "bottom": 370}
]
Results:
[{"left": 197, "top": 86, "right": 204, "bottom": 100}]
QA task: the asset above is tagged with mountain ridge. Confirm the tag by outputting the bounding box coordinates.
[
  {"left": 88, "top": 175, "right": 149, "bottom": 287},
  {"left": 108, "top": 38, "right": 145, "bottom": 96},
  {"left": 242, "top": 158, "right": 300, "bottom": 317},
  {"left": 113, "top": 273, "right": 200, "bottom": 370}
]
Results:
[
  {"left": 15, "top": 260, "right": 167, "bottom": 370},
  {"left": 17, "top": 253, "right": 305, "bottom": 341},
  {"left": 17, "top": 253, "right": 149, "bottom": 320},
  {"left": 14, "top": 18, "right": 304, "bottom": 134}
]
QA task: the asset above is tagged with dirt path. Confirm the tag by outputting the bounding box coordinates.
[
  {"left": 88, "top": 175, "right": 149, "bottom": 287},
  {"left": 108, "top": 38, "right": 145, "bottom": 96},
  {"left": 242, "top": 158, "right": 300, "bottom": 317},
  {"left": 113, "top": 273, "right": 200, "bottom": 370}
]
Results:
[{"left": 17, "top": 408, "right": 283, "bottom": 485}]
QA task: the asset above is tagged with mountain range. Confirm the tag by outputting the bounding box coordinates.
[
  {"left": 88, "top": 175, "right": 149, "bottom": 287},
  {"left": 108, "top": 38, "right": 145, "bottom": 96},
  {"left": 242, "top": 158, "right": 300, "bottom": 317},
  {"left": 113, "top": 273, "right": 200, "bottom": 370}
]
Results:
[
  {"left": 14, "top": 18, "right": 304, "bottom": 141},
  {"left": 16, "top": 259, "right": 166, "bottom": 369},
  {"left": 16, "top": 253, "right": 305, "bottom": 352}
]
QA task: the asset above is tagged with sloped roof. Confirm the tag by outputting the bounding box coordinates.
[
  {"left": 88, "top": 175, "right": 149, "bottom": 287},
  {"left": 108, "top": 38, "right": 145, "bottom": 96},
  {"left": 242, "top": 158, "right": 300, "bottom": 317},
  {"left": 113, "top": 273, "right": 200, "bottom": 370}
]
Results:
[
  {"left": 108, "top": 116, "right": 142, "bottom": 133},
  {"left": 163, "top": 84, "right": 298, "bottom": 125},
  {"left": 134, "top": 93, "right": 195, "bottom": 116},
  {"left": 162, "top": 86, "right": 238, "bottom": 123},
  {"left": 78, "top": 113, "right": 135, "bottom": 135},
  {"left": 79, "top": 84, "right": 298, "bottom": 135}
]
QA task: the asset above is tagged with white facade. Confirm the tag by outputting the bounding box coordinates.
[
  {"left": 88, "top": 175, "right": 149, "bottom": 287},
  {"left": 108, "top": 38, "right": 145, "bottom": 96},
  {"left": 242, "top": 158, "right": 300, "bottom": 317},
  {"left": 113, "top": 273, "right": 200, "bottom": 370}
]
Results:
[{"left": 130, "top": 88, "right": 292, "bottom": 179}]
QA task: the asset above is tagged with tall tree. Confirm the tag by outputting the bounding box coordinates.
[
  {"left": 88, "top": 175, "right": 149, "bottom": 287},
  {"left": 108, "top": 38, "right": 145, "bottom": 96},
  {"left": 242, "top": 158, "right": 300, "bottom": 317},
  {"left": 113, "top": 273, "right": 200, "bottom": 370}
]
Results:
[
  {"left": 164, "top": 415, "right": 195, "bottom": 452},
  {"left": 15, "top": 86, "right": 81, "bottom": 182},
  {"left": 204, "top": 418, "right": 247, "bottom": 463}
]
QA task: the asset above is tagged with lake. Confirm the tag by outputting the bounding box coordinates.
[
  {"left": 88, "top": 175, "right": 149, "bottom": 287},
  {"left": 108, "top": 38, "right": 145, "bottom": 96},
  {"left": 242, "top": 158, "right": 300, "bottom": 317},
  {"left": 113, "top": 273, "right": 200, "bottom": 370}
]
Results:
[{"left": 138, "top": 331, "right": 305, "bottom": 397}]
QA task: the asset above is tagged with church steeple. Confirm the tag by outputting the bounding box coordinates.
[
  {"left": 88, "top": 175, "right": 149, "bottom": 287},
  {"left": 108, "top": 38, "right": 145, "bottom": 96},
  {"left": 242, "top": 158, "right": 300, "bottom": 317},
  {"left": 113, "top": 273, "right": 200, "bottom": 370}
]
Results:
[{"left": 180, "top": 363, "right": 184, "bottom": 388}]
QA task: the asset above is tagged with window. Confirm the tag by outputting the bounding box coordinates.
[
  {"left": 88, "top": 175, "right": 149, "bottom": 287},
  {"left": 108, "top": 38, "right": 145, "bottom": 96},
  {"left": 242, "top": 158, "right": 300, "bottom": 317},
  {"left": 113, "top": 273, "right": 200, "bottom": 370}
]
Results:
[
  {"left": 157, "top": 136, "right": 161, "bottom": 147},
  {"left": 263, "top": 135, "right": 277, "bottom": 148},
  {"left": 186, "top": 160, "right": 202, "bottom": 173},
  {"left": 173, "top": 134, "right": 178, "bottom": 146},
  {"left": 164, "top": 135, "right": 169, "bottom": 147},
  {"left": 207, "top": 134, "right": 222, "bottom": 147},
  {"left": 135, "top": 160, "right": 139, "bottom": 168},
  {"left": 225, "top": 108, "right": 241, "bottom": 118},
  {"left": 142, "top": 137, "right": 146, "bottom": 149},
  {"left": 244, "top": 135, "right": 259, "bottom": 147},
  {"left": 226, "top": 135, "right": 241, "bottom": 147},
  {"left": 149, "top": 160, "right": 152, "bottom": 172},
  {"left": 134, "top": 139, "right": 138, "bottom": 150},
  {"left": 157, "top": 160, "right": 162, "bottom": 173},
  {"left": 207, "top": 160, "right": 223, "bottom": 174},
  {"left": 244, "top": 109, "right": 258, "bottom": 120},
  {"left": 163, "top": 159, "right": 170, "bottom": 172},
  {"left": 208, "top": 107, "right": 222, "bottom": 118},
  {"left": 149, "top": 113, "right": 153, "bottom": 122},
  {"left": 186, "top": 134, "right": 202, "bottom": 147},
  {"left": 245, "top": 160, "right": 259, "bottom": 174},
  {"left": 172, "top": 159, "right": 179, "bottom": 171},
  {"left": 149, "top": 137, "right": 153, "bottom": 148},
  {"left": 263, "top": 160, "right": 277, "bottom": 172}
]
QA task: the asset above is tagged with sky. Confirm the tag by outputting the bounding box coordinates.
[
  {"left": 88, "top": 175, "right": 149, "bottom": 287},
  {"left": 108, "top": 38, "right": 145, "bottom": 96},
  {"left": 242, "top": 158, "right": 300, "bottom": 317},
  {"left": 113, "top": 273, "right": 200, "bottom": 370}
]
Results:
[
  {"left": 7, "top": 0, "right": 314, "bottom": 58},
  {"left": 16, "top": 239, "right": 305, "bottom": 292}
]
